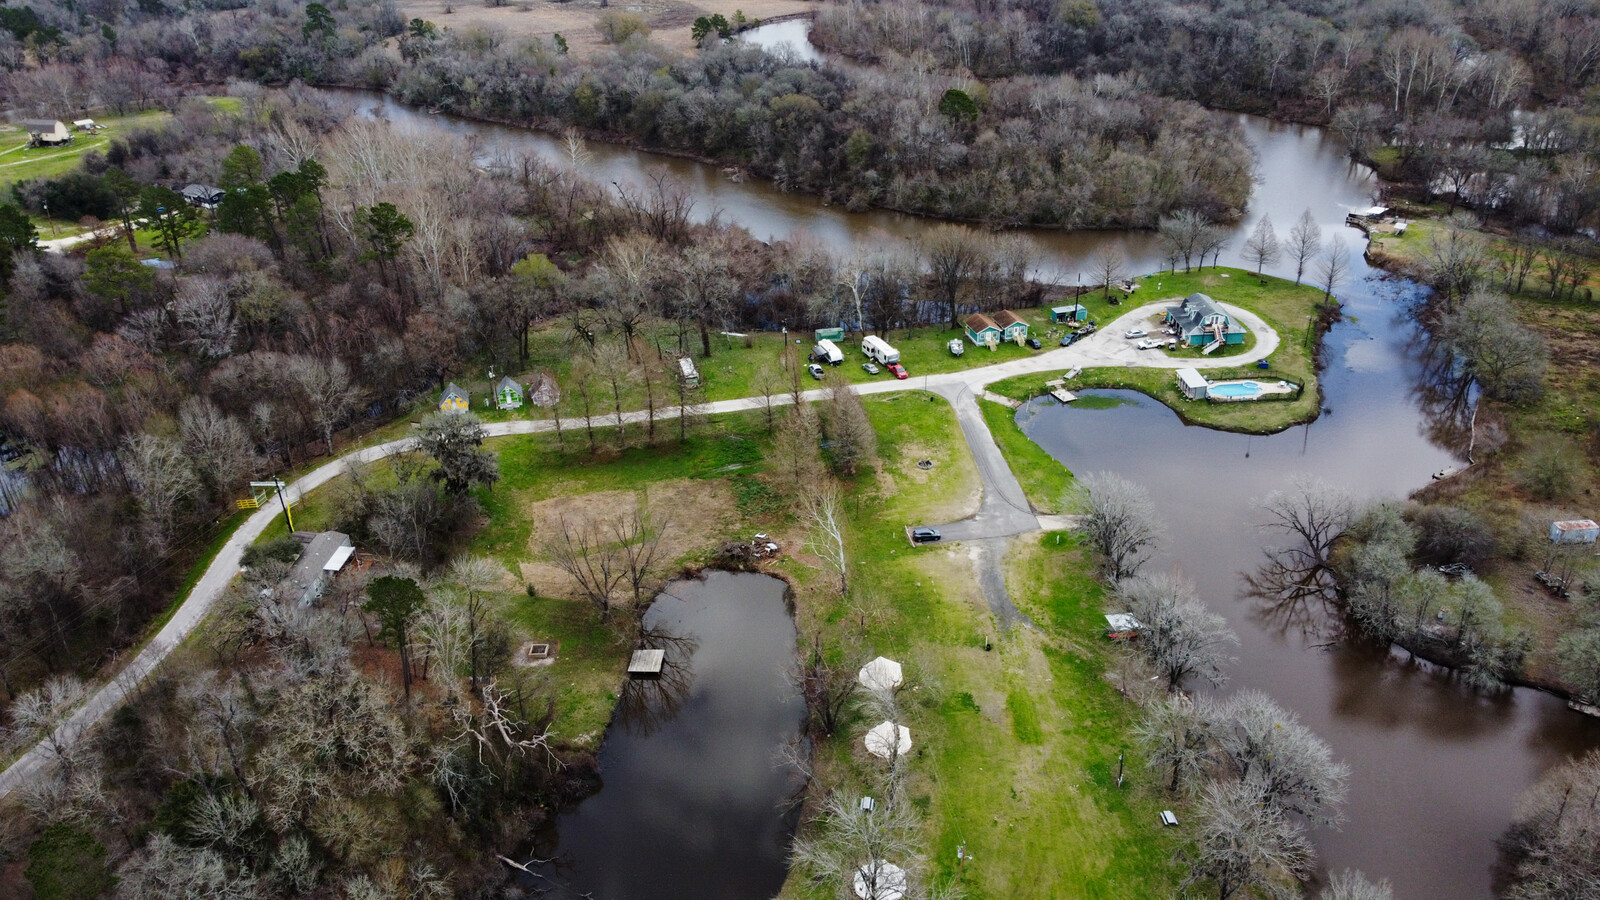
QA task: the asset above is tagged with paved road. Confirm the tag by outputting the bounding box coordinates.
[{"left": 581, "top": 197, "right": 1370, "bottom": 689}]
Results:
[{"left": 0, "top": 301, "right": 1276, "bottom": 797}]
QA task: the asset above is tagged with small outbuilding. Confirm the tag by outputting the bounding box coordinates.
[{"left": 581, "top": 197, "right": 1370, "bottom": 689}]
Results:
[
  {"left": 72, "top": 118, "right": 96, "bottom": 131},
  {"left": 1176, "top": 367, "right": 1209, "bottom": 400},
  {"left": 814, "top": 327, "right": 845, "bottom": 342},
  {"left": 440, "top": 383, "right": 469, "bottom": 411},
  {"left": 628, "top": 648, "right": 665, "bottom": 676},
  {"left": 1051, "top": 304, "right": 1089, "bottom": 323},
  {"left": 285, "top": 531, "right": 354, "bottom": 608},
  {"left": 527, "top": 372, "right": 561, "bottom": 408},
  {"left": 677, "top": 356, "right": 700, "bottom": 387},
  {"left": 21, "top": 119, "right": 71, "bottom": 146},
  {"left": 1550, "top": 519, "right": 1600, "bottom": 544},
  {"left": 495, "top": 375, "right": 523, "bottom": 410},
  {"left": 992, "top": 309, "right": 1030, "bottom": 342}
]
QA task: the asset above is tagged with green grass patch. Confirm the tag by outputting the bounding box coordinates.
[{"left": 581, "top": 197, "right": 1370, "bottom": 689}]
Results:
[
  {"left": 1005, "top": 690, "right": 1043, "bottom": 744},
  {"left": 979, "top": 399, "right": 1073, "bottom": 513}
]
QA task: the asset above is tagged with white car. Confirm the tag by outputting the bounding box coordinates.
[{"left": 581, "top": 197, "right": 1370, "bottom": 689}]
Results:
[
  {"left": 1135, "top": 338, "right": 1164, "bottom": 350},
  {"left": 1124, "top": 328, "right": 1148, "bottom": 339}
]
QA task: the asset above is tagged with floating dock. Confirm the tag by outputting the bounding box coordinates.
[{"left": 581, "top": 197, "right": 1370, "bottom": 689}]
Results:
[
  {"left": 1050, "top": 388, "right": 1078, "bottom": 403},
  {"left": 628, "top": 649, "right": 665, "bottom": 676}
]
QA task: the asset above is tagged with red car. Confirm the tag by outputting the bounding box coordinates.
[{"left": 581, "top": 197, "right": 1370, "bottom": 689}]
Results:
[{"left": 887, "top": 362, "right": 908, "bottom": 379}]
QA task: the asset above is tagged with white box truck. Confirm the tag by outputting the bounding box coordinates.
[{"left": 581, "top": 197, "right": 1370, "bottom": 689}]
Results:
[
  {"left": 812, "top": 338, "right": 844, "bottom": 365},
  {"left": 862, "top": 335, "right": 900, "bottom": 366}
]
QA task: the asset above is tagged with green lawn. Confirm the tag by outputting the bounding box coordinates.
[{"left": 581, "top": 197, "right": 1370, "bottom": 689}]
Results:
[
  {"left": 989, "top": 267, "right": 1329, "bottom": 434},
  {"left": 979, "top": 399, "right": 1074, "bottom": 513}
]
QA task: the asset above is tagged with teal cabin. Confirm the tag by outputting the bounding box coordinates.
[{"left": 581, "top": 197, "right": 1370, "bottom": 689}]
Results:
[
  {"left": 992, "top": 309, "right": 1030, "bottom": 342},
  {"left": 1165, "top": 293, "right": 1245, "bottom": 347},
  {"left": 1051, "top": 304, "right": 1088, "bottom": 323},
  {"left": 964, "top": 312, "right": 1002, "bottom": 347}
]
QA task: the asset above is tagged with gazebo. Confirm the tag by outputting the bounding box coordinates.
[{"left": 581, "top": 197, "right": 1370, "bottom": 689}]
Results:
[
  {"left": 853, "top": 860, "right": 908, "bottom": 900},
  {"left": 857, "top": 657, "right": 904, "bottom": 692},
  {"left": 864, "top": 721, "right": 912, "bottom": 759}
]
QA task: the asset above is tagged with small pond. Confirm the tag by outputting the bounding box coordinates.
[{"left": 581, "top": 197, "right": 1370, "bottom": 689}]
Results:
[{"left": 527, "top": 571, "right": 804, "bottom": 899}]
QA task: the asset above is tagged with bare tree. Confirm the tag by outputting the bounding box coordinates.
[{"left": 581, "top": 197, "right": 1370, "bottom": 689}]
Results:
[
  {"left": 798, "top": 633, "right": 858, "bottom": 738},
  {"left": 1259, "top": 477, "right": 1355, "bottom": 576},
  {"left": 1425, "top": 214, "right": 1489, "bottom": 306},
  {"left": 920, "top": 223, "right": 991, "bottom": 328},
  {"left": 773, "top": 405, "right": 826, "bottom": 501},
  {"left": 1322, "top": 870, "right": 1394, "bottom": 900},
  {"left": 286, "top": 355, "right": 364, "bottom": 456},
  {"left": 1089, "top": 244, "right": 1127, "bottom": 300},
  {"left": 790, "top": 784, "right": 936, "bottom": 900},
  {"left": 1242, "top": 215, "right": 1282, "bottom": 281},
  {"left": 822, "top": 380, "right": 877, "bottom": 477},
  {"left": 804, "top": 481, "right": 850, "bottom": 594},
  {"left": 753, "top": 362, "right": 784, "bottom": 434},
  {"left": 593, "top": 340, "right": 637, "bottom": 451},
  {"left": 614, "top": 504, "right": 670, "bottom": 604},
  {"left": 179, "top": 397, "right": 262, "bottom": 502},
  {"left": 1502, "top": 748, "right": 1600, "bottom": 900},
  {"left": 1182, "top": 780, "right": 1314, "bottom": 900},
  {"left": 121, "top": 432, "right": 201, "bottom": 553},
  {"left": 1118, "top": 573, "right": 1237, "bottom": 692},
  {"left": 1287, "top": 210, "right": 1322, "bottom": 285},
  {"left": 1159, "top": 209, "right": 1206, "bottom": 272},
  {"left": 1136, "top": 693, "right": 1215, "bottom": 794},
  {"left": 545, "top": 513, "right": 627, "bottom": 622},
  {"left": 1213, "top": 689, "right": 1350, "bottom": 824},
  {"left": 1074, "top": 471, "right": 1164, "bottom": 582},
  {"left": 6, "top": 674, "right": 87, "bottom": 771},
  {"left": 1437, "top": 290, "right": 1548, "bottom": 403},
  {"left": 1317, "top": 238, "right": 1350, "bottom": 302}
]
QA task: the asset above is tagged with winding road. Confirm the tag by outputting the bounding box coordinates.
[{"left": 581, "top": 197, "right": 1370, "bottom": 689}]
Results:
[{"left": 0, "top": 302, "right": 1276, "bottom": 798}]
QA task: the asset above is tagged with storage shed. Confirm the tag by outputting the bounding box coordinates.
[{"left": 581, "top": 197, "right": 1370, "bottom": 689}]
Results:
[
  {"left": 1051, "top": 304, "right": 1089, "bottom": 323},
  {"left": 1176, "top": 367, "right": 1209, "bottom": 400},
  {"left": 1550, "top": 519, "right": 1600, "bottom": 544},
  {"left": 1105, "top": 613, "right": 1143, "bottom": 639},
  {"left": 814, "top": 327, "right": 845, "bottom": 342},
  {"left": 22, "top": 119, "right": 70, "bottom": 146},
  {"left": 677, "top": 356, "right": 700, "bottom": 387}
]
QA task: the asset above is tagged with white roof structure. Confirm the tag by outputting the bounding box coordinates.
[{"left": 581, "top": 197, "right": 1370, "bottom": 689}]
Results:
[
  {"left": 857, "top": 657, "right": 904, "bottom": 692},
  {"left": 864, "top": 721, "right": 912, "bottom": 759},
  {"left": 853, "top": 860, "right": 908, "bottom": 900},
  {"left": 323, "top": 544, "right": 354, "bottom": 572},
  {"left": 1176, "top": 368, "right": 1208, "bottom": 391},
  {"left": 1106, "top": 613, "right": 1143, "bottom": 633},
  {"left": 1354, "top": 205, "right": 1389, "bottom": 218}
]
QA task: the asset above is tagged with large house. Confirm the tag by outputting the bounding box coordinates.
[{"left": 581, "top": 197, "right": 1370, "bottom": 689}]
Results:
[
  {"left": 285, "top": 531, "right": 354, "bottom": 607},
  {"left": 22, "top": 119, "right": 71, "bottom": 146},
  {"left": 1165, "top": 293, "right": 1245, "bottom": 347}
]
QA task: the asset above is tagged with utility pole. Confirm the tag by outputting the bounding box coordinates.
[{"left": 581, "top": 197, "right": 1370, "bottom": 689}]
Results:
[{"left": 275, "top": 477, "right": 295, "bottom": 532}]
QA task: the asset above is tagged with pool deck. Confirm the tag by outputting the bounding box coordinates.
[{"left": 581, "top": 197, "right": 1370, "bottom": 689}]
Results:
[{"left": 1205, "top": 378, "right": 1298, "bottom": 403}]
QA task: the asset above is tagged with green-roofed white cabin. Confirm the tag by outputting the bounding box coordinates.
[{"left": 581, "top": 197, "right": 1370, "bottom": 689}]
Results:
[
  {"left": 1165, "top": 293, "right": 1245, "bottom": 347},
  {"left": 495, "top": 376, "right": 523, "bottom": 410}
]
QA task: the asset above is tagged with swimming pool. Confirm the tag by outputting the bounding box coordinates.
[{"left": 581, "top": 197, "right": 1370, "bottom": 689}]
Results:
[{"left": 1209, "top": 382, "right": 1263, "bottom": 398}]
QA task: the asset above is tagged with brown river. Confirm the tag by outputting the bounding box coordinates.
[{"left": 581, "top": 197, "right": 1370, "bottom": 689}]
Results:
[{"left": 340, "top": 23, "right": 1600, "bottom": 897}]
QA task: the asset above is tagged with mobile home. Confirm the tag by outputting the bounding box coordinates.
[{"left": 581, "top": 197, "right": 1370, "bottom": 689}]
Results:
[
  {"left": 862, "top": 335, "right": 900, "bottom": 365},
  {"left": 812, "top": 338, "right": 844, "bottom": 365}
]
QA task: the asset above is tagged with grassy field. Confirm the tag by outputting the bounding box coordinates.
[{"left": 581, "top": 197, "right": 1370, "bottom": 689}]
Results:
[
  {"left": 979, "top": 399, "right": 1075, "bottom": 513},
  {"left": 989, "top": 268, "right": 1329, "bottom": 434}
]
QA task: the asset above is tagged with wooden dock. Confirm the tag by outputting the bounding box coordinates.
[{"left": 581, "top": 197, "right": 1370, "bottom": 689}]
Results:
[
  {"left": 628, "top": 649, "right": 665, "bottom": 676},
  {"left": 1050, "top": 388, "right": 1078, "bottom": 403}
]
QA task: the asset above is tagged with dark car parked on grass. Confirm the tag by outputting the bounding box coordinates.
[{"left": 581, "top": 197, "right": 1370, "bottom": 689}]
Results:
[{"left": 911, "top": 527, "right": 941, "bottom": 543}]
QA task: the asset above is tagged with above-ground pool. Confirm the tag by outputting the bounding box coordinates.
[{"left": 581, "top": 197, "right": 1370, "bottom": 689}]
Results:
[{"left": 1210, "top": 381, "right": 1265, "bottom": 398}]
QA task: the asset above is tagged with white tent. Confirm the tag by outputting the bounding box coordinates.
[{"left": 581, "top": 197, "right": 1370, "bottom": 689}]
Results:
[
  {"left": 864, "top": 721, "right": 912, "bottom": 759},
  {"left": 853, "top": 860, "right": 908, "bottom": 900},
  {"left": 857, "top": 656, "right": 904, "bottom": 692}
]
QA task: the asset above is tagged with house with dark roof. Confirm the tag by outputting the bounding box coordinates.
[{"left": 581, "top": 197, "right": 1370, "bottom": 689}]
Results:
[
  {"left": 495, "top": 376, "right": 523, "bottom": 410},
  {"left": 1165, "top": 293, "right": 1245, "bottom": 347},
  {"left": 285, "top": 531, "right": 354, "bottom": 607},
  {"left": 991, "top": 309, "right": 1030, "bottom": 342},
  {"left": 965, "top": 313, "right": 1002, "bottom": 347}
]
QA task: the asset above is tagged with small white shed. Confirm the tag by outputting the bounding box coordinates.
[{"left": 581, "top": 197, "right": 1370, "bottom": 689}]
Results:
[
  {"left": 677, "top": 356, "right": 700, "bottom": 387},
  {"left": 1550, "top": 519, "right": 1600, "bottom": 544},
  {"left": 1176, "top": 367, "right": 1208, "bottom": 400}
]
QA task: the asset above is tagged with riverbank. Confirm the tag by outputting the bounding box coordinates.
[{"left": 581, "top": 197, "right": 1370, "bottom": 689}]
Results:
[{"left": 986, "top": 268, "right": 1334, "bottom": 434}]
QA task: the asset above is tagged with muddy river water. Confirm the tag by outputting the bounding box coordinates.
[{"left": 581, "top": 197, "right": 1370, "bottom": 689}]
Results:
[{"left": 340, "top": 23, "right": 1600, "bottom": 896}]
